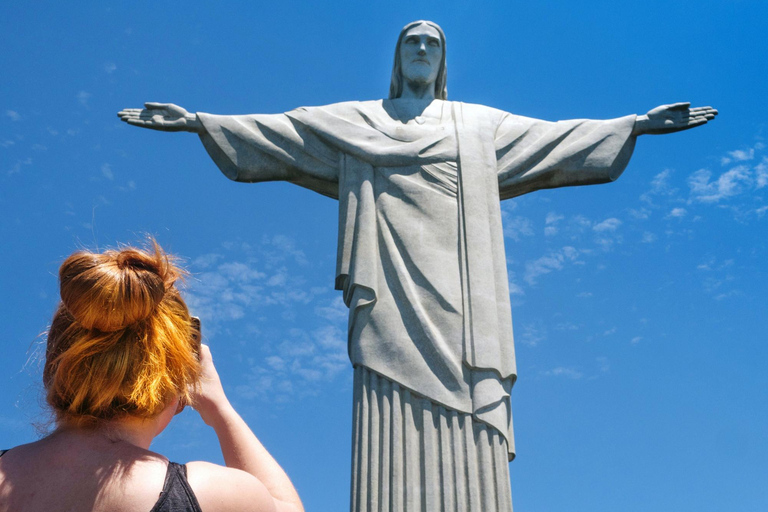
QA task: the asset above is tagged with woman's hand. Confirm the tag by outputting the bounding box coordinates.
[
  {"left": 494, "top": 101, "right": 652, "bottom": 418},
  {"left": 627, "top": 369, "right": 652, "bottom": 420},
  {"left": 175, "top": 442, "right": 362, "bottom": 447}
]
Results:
[
  {"left": 190, "top": 344, "right": 232, "bottom": 426},
  {"left": 117, "top": 103, "right": 204, "bottom": 133}
]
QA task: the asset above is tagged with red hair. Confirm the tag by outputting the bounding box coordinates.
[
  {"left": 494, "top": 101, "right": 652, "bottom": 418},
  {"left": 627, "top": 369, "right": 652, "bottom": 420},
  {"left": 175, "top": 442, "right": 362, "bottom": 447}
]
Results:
[{"left": 44, "top": 239, "right": 201, "bottom": 427}]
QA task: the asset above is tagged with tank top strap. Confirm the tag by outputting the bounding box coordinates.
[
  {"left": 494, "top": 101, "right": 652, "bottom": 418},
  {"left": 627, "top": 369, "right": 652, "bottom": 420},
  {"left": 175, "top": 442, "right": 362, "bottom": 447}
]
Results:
[{"left": 149, "top": 462, "right": 203, "bottom": 512}]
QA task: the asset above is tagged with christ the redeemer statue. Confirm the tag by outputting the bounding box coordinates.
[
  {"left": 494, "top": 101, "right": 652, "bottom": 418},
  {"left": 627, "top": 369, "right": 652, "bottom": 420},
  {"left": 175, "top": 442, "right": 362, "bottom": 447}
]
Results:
[{"left": 119, "top": 20, "right": 716, "bottom": 512}]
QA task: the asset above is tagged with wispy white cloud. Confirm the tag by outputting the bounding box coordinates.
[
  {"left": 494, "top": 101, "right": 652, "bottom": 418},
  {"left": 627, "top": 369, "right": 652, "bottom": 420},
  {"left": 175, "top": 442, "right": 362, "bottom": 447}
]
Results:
[
  {"left": 542, "top": 366, "right": 583, "bottom": 379},
  {"left": 623, "top": 142, "right": 766, "bottom": 225},
  {"left": 524, "top": 246, "right": 579, "bottom": 285},
  {"left": 103, "top": 62, "right": 117, "bottom": 74},
  {"left": 192, "top": 253, "right": 223, "bottom": 269},
  {"left": 640, "top": 169, "right": 677, "bottom": 204},
  {"left": 641, "top": 231, "right": 657, "bottom": 243},
  {"left": 696, "top": 257, "right": 738, "bottom": 299},
  {"left": 688, "top": 165, "right": 752, "bottom": 203},
  {"left": 518, "top": 323, "right": 546, "bottom": 347},
  {"left": 118, "top": 180, "right": 136, "bottom": 192},
  {"left": 508, "top": 271, "right": 525, "bottom": 296},
  {"left": 592, "top": 218, "right": 623, "bottom": 250},
  {"left": 315, "top": 296, "right": 348, "bottom": 322},
  {"left": 181, "top": 237, "right": 349, "bottom": 404},
  {"left": 545, "top": 212, "right": 564, "bottom": 224},
  {"left": 77, "top": 91, "right": 91, "bottom": 107},
  {"left": 5, "top": 110, "right": 21, "bottom": 121},
  {"left": 185, "top": 257, "right": 268, "bottom": 329},
  {"left": 593, "top": 217, "right": 622, "bottom": 232},
  {"left": 502, "top": 214, "right": 534, "bottom": 241},
  {"left": 667, "top": 207, "right": 687, "bottom": 218},
  {"left": 261, "top": 234, "right": 308, "bottom": 266},
  {"left": 685, "top": 142, "right": 767, "bottom": 207},
  {"left": 235, "top": 324, "right": 349, "bottom": 402},
  {"left": 219, "top": 261, "right": 267, "bottom": 282},
  {"left": 7, "top": 158, "right": 32, "bottom": 176},
  {"left": 721, "top": 146, "right": 757, "bottom": 165},
  {"left": 755, "top": 157, "right": 767, "bottom": 189},
  {"left": 101, "top": 163, "right": 114, "bottom": 180},
  {"left": 569, "top": 215, "right": 592, "bottom": 232},
  {"left": 713, "top": 290, "right": 741, "bottom": 301},
  {"left": 544, "top": 212, "right": 564, "bottom": 236}
]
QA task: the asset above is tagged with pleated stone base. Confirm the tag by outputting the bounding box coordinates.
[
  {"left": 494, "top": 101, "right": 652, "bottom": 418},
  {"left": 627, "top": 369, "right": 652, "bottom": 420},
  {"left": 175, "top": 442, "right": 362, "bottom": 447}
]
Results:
[{"left": 351, "top": 366, "right": 513, "bottom": 512}]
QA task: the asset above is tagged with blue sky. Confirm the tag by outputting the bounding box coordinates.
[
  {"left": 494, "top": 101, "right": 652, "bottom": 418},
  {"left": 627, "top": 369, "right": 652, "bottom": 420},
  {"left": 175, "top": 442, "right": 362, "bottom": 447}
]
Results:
[{"left": 1, "top": 1, "right": 766, "bottom": 511}]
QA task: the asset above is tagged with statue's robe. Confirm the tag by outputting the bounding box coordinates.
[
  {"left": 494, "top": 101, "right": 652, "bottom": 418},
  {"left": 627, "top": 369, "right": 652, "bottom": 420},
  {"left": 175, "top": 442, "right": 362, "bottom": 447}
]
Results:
[{"left": 197, "top": 100, "right": 636, "bottom": 466}]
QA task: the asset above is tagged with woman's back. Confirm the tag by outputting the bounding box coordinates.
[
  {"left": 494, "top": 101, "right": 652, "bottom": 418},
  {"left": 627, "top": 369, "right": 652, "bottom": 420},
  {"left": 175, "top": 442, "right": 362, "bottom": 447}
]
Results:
[{"left": 0, "top": 432, "right": 176, "bottom": 512}]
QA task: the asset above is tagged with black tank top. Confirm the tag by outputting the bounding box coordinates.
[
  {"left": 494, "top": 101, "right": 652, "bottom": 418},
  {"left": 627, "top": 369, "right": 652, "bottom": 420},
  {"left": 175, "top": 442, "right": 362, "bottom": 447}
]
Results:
[
  {"left": 0, "top": 450, "right": 202, "bottom": 512},
  {"left": 149, "top": 462, "right": 203, "bottom": 512}
]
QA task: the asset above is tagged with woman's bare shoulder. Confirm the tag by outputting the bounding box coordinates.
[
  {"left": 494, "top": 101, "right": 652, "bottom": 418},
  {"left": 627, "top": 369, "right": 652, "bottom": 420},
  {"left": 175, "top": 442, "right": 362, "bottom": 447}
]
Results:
[{"left": 187, "top": 461, "right": 300, "bottom": 512}]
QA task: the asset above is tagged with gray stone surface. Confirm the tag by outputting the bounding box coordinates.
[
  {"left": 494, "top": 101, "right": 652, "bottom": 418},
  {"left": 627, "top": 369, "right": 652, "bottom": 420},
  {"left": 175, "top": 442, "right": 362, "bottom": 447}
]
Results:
[{"left": 118, "top": 20, "right": 716, "bottom": 512}]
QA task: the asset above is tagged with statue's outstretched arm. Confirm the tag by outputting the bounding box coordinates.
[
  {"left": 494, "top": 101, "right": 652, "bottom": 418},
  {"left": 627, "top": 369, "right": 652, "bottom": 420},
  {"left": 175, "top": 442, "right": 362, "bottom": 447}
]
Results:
[
  {"left": 632, "top": 102, "right": 718, "bottom": 136},
  {"left": 117, "top": 102, "right": 205, "bottom": 134}
]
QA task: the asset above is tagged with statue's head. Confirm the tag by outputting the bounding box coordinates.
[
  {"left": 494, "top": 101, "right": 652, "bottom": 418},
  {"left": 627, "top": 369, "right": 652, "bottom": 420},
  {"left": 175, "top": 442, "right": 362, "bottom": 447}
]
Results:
[{"left": 389, "top": 20, "right": 447, "bottom": 100}]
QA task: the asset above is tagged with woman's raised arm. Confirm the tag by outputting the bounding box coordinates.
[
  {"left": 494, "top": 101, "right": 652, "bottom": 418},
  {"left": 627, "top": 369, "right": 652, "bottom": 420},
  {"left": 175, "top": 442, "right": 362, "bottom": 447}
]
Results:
[{"left": 186, "top": 345, "right": 304, "bottom": 512}]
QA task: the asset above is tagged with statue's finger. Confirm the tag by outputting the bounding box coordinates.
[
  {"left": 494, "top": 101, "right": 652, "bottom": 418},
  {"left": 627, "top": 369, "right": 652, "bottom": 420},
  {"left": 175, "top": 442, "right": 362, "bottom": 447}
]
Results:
[
  {"left": 668, "top": 102, "right": 692, "bottom": 110},
  {"left": 690, "top": 113, "right": 716, "bottom": 121},
  {"left": 689, "top": 108, "right": 716, "bottom": 117},
  {"left": 138, "top": 113, "right": 166, "bottom": 121},
  {"left": 144, "top": 102, "right": 169, "bottom": 109}
]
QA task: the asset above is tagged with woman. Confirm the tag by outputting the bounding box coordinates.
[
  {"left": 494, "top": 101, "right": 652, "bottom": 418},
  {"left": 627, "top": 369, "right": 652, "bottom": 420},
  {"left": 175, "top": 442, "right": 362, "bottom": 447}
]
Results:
[{"left": 0, "top": 240, "right": 304, "bottom": 512}]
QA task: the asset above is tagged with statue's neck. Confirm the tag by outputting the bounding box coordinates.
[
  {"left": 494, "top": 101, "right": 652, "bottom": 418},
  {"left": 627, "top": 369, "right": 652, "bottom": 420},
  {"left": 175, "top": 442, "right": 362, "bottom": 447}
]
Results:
[{"left": 400, "top": 80, "right": 436, "bottom": 101}]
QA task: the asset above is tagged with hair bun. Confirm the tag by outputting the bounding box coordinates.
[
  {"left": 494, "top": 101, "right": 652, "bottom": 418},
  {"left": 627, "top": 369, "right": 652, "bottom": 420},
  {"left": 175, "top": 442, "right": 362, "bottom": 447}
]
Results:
[{"left": 59, "top": 242, "right": 179, "bottom": 332}]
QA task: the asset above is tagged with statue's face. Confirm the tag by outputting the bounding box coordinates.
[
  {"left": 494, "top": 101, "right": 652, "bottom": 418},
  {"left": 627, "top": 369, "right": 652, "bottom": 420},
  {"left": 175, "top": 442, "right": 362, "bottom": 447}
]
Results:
[{"left": 399, "top": 23, "right": 442, "bottom": 88}]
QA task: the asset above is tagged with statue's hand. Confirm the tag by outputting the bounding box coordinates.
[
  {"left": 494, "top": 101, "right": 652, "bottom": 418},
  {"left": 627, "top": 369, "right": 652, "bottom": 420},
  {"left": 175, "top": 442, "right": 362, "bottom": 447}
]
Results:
[
  {"left": 117, "top": 102, "right": 204, "bottom": 133},
  {"left": 632, "top": 102, "right": 718, "bottom": 136}
]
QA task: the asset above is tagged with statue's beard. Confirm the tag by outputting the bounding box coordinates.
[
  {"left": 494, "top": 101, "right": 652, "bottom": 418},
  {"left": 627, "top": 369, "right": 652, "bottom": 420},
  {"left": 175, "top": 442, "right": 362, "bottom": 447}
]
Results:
[{"left": 402, "top": 73, "right": 437, "bottom": 90}]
